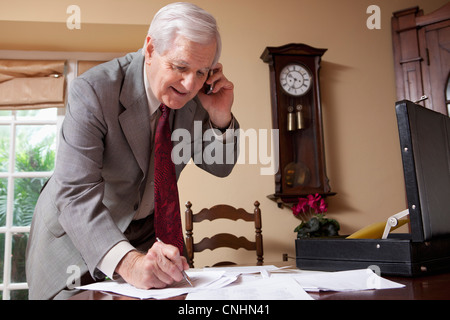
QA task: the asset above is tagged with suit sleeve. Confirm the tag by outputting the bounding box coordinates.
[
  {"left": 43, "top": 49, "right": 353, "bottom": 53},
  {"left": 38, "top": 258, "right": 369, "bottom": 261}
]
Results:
[
  {"left": 54, "top": 77, "right": 128, "bottom": 276},
  {"left": 192, "top": 98, "right": 240, "bottom": 177}
]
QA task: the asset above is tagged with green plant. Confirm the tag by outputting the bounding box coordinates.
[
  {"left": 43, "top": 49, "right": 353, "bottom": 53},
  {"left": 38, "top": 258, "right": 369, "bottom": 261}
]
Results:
[{"left": 292, "top": 194, "right": 340, "bottom": 238}]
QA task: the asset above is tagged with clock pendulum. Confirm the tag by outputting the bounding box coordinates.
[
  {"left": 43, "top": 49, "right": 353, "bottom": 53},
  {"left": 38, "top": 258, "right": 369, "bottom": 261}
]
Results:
[
  {"left": 284, "top": 98, "right": 311, "bottom": 188},
  {"left": 296, "top": 104, "right": 305, "bottom": 130}
]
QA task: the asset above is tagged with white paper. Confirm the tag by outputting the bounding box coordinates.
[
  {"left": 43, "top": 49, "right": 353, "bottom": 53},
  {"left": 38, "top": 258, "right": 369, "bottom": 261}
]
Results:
[
  {"left": 186, "top": 275, "right": 314, "bottom": 300},
  {"left": 203, "top": 265, "right": 291, "bottom": 278},
  {"left": 76, "top": 266, "right": 405, "bottom": 300},
  {"left": 284, "top": 269, "right": 405, "bottom": 292},
  {"left": 76, "top": 270, "right": 233, "bottom": 299}
]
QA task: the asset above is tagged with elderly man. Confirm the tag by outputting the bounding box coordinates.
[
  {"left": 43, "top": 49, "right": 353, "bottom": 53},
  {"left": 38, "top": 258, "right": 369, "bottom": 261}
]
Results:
[{"left": 26, "top": 2, "right": 238, "bottom": 299}]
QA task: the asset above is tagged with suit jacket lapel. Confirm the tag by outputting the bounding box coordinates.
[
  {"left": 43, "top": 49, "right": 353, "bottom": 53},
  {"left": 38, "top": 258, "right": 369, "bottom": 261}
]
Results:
[{"left": 118, "top": 53, "right": 151, "bottom": 175}]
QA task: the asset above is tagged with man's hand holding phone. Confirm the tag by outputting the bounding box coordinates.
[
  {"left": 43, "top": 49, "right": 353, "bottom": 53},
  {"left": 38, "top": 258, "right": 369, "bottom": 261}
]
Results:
[{"left": 198, "top": 63, "right": 234, "bottom": 129}]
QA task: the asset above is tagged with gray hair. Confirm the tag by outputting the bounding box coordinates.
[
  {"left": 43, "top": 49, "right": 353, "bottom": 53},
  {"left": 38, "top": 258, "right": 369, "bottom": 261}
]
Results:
[{"left": 145, "top": 2, "right": 221, "bottom": 66}]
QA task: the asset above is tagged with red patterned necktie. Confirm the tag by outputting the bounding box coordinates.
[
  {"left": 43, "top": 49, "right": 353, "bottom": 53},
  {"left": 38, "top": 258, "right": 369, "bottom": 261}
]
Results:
[{"left": 154, "top": 104, "right": 184, "bottom": 254}]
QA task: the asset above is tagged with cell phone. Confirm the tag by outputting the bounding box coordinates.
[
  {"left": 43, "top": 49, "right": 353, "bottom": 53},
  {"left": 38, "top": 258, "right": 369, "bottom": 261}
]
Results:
[{"left": 204, "top": 69, "right": 214, "bottom": 95}]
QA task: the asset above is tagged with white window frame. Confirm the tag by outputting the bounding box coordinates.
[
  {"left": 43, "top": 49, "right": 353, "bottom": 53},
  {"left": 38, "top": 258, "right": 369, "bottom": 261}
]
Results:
[{"left": 0, "top": 50, "right": 125, "bottom": 300}]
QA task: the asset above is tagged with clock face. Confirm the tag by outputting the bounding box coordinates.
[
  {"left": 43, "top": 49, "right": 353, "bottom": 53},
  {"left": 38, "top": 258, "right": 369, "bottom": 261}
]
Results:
[{"left": 279, "top": 64, "right": 312, "bottom": 96}]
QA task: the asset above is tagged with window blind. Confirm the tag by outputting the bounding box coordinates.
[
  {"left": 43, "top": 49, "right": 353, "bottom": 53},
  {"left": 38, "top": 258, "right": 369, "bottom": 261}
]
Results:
[{"left": 0, "top": 59, "right": 66, "bottom": 110}]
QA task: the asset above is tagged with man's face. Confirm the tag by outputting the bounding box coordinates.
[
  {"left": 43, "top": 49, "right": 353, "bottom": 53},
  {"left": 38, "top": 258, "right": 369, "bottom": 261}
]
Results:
[{"left": 144, "top": 34, "right": 217, "bottom": 109}]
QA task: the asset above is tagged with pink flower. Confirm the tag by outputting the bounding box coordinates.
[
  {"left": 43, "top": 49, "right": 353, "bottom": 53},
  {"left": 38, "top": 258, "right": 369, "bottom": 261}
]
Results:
[
  {"left": 307, "top": 193, "right": 320, "bottom": 212},
  {"left": 317, "top": 198, "right": 328, "bottom": 214},
  {"left": 292, "top": 197, "right": 308, "bottom": 217},
  {"left": 293, "top": 194, "right": 328, "bottom": 221}
]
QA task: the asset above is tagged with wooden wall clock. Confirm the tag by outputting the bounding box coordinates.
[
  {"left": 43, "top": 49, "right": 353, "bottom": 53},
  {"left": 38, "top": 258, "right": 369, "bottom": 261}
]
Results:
[{"left": 261, "top": 43, "right": 333, "bottom": 206}]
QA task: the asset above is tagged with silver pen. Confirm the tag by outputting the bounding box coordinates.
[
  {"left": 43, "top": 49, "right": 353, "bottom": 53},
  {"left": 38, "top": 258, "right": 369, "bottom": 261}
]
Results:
[{"left": 156, "top": 237, "right": 193, "bottom": 287}]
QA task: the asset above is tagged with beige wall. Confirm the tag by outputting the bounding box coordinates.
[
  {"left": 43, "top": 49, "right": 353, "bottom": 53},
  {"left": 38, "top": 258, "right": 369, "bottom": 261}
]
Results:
[{"left": 1, "top": 0, "right": 448, "bottom": 267}]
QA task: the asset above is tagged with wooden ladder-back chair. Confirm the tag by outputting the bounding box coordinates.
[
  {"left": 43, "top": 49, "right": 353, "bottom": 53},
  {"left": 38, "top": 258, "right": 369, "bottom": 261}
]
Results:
[{"left": 185, "top": 201, "right": 263, "bottom": 268}]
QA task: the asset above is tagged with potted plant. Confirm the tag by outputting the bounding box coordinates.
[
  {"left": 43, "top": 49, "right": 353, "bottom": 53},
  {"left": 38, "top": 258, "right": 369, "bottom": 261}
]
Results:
[{"left": 292, "top": 194, "right": 340, "bottom": 238}]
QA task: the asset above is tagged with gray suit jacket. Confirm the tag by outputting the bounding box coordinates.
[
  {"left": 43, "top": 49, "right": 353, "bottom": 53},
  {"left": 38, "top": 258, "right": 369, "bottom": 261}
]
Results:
[{"left": 25, "top": 51, "right": 239, "bottom": 299}]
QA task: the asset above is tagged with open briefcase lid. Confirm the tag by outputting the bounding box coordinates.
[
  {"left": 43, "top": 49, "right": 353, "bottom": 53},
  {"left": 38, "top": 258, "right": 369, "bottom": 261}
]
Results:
[{"left": 395, "top": 100, "right": 450, "bottom": 242}]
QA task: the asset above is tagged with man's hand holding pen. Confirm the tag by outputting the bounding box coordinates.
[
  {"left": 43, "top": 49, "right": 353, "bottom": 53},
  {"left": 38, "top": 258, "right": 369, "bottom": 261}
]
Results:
[{"left": 115, "top": 240, "right": 190, "bottom": 290}]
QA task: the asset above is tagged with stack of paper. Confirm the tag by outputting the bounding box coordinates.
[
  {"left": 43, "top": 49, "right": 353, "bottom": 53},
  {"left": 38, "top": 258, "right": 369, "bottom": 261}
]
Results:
[
  {"left": 186, "top": 274, "right": 313, "bottom": 300},
  {"left": 286, "top": 269, "right": 405, "bottom": 292},
  {"left": 76, "top": 270, "right": 236, "bottom": 300},
  {"left": 76, "top": 265, "right": 405, "bottom": 300}
]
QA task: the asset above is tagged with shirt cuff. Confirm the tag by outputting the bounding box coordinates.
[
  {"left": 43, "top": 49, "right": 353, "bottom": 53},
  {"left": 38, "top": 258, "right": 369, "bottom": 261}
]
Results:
[
  {"left": 97, "top": 241, "right": 135, "bottom": 280},
  {"left": 209, "top": 114, "right": 235, "bottom": 143}
]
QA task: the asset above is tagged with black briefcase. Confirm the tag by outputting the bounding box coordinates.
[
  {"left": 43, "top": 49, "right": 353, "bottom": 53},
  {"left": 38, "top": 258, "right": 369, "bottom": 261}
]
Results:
[{"left": 295, "top": 100, "right": 450, "bottom": 276}]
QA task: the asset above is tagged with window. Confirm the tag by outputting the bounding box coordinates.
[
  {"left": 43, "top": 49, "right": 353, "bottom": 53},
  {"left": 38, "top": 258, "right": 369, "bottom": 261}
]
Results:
[
  {"left": 0, "top": 108, "right": 59, "bottom": 300},
  {"left": 0, "top": 50, "right": 124, "bottom": 300}
]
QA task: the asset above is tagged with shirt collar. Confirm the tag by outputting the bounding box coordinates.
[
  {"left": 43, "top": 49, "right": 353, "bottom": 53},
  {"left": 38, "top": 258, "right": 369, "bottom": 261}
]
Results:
[{"left": 143, "top": 63, "right": 160, "bottom": 116}]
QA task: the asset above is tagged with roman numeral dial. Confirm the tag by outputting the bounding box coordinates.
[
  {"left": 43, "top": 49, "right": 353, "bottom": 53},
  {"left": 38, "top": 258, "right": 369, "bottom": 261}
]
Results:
[{"left": 279, "top": 64, "right": 312, "bottom": 96}]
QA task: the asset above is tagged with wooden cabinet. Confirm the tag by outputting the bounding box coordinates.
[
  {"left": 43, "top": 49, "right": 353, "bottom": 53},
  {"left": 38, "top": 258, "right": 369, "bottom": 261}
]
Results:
[{"left": 392, "top": 3, "right": 450, "bottom": 116}]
